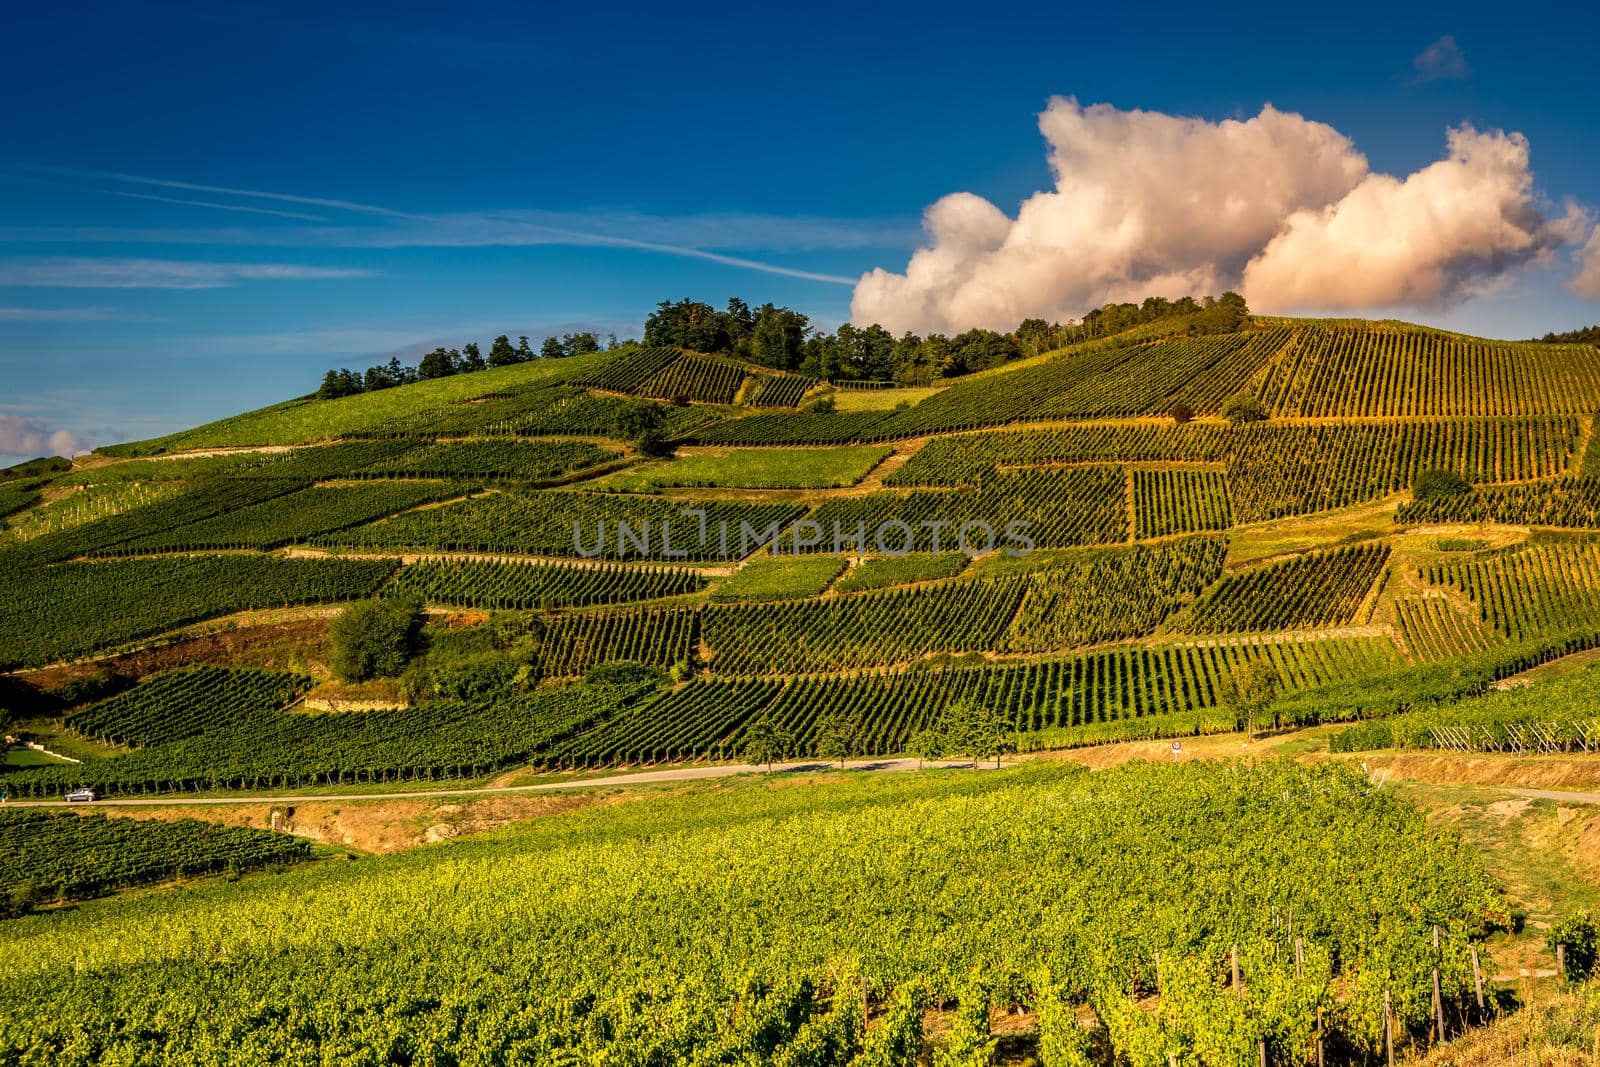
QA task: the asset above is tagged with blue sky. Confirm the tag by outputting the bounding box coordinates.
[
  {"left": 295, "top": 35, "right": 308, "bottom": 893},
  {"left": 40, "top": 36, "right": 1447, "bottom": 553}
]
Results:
[{"left": 3, "top": 0, "right": 1598, "bottom": 462}]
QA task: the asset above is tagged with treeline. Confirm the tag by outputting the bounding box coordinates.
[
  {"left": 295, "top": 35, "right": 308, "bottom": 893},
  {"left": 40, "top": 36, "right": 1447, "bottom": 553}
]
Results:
[
  {"left": 316, "top": 331, "right": 623, "bottom": 400},
  {"left": 646, "top": 292, "right": 1250, "bottom": 384},
  {"left": 1531, "top": 324, "right": 1600, "bottom": 345},
  {"left": 314, "top": 292, "right": 1250, "bottom": 399}
]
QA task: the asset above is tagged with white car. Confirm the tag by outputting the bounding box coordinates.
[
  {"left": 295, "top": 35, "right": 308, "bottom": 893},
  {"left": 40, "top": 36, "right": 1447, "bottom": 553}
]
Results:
[{"left": 64, "top": 788, "right": 97, "bottom": 803}]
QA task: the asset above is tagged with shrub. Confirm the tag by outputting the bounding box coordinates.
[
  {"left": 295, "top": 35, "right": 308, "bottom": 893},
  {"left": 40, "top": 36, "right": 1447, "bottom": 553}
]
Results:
[
  {"left": 584, "top": 660, "right": 665, "bottom": 687},
  {"left": 330, "top": 599, "right": 422, "bottom": 682},
  {"left": 1169, "top": 401, "right": 1195, "bottom": 425},
  {"left": 1221, "top": 394, "right": 1267, "bottom": 424},
  {"left": 803, "top": 394, "right": 838, "bottom": 414},
  {"left": 1549, "top": 911, "right": 1598, "bottom": 980},
  {"left": 1413, "top": 468, "right": 1470, "bottom": 502}
]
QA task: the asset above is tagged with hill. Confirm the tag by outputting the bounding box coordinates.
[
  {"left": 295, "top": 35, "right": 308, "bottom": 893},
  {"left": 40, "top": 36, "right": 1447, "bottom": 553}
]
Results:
[{"left": 5, "top": 315, "right": 1600, "bottom": 786}]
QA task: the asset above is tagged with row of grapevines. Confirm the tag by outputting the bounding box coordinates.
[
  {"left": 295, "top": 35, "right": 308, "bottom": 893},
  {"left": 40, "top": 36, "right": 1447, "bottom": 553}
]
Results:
[
  {"left": 102, "top": 482, "right": 465, "bottom": 554},
  {"left": 1131, "top": 467, "right": 1231, "bottom": 537},
  {"left": 0, "top": 555, "right": 398, "bottom": 670},
  {"left": 1, "top": 683, "right": 648, "bottom": 798},
  {"left": 570, "top": 345, "right": 681, "bottom": 393},
  {"left": 700, "top": 578, "right": 1029, "bottom": 674},
  {"left": 0, "top": 811, "right": 310, "bottom": 901},
  {"left": 531, "top": 607, "right": 698, "bottom": 675},
  {"left": 2, "top": 481, "right": 185, "bottom": 542},
  {"left": 1421, "top": 540, "right": 1600, "bottom": 642},
  {"left": 317, "top": 490, "right": 807, "bottom": 561},
  {"left": 689, "top": 410, "right": 896, "bottom": 445},
  {"left": 62, "top": 440, "right": 423, "bottom": 486},
  {"left": 387, "top": 556, "right": 706, "bottom": 609},
  {"left": 555, "top": 632, "right": 1398, "bottom": 764},
  {"left": 638, "top": 352, "right": 747, "bottom": 404},
  {"left": 348, "top": 439, "right": 622, "bottom": 481},
  {"left": 0, "top": 761, "right": 1499, "bottom": 1064},
  {"left": 68, "top": 667, "right": 311, "bottom": 747},
  {"left": 1393, "top": 595, "right": 1501, "bottom": 661},
  {"left": 1172, "top": 544, "right": 1390, "bottom": 633},
  {"left": 1002, "top": 537, "right": 1227, "bottom": 651},
  {"left": 746, "top": 373, "right": 817, "bottom": 407},
  {"left": 1255, "top": 323, "right": 1600, "bottom": 416},
  {"left": 1397, "top": 476, "right": 1600, "bottom": 527},
  {"left": 789, "top": 467, "right": 1129, "bottom": 553}
]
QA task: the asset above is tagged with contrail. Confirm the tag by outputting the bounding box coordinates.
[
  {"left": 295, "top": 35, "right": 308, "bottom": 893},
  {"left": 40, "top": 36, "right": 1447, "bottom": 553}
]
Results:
[
  {"left": 97, "top": 188, "right": 330, "bottom": 222},
  {"left": 15, "top": 164, "right": 858, "bottom": 284}
]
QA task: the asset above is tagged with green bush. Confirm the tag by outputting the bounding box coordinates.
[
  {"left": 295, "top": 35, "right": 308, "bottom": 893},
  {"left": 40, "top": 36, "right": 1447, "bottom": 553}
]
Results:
[
  {"left": 1549, "top": 911, "right": 1598, "bottom": 980},
  {"left": 1221, "top": 394, "right": 1267, "bottom": 423},
  {"left": 1413, "top": 468, "right": 1470, "bottom": 501},
  {"left": 330, "top": 599, "right": 422, "bottom": 682}
]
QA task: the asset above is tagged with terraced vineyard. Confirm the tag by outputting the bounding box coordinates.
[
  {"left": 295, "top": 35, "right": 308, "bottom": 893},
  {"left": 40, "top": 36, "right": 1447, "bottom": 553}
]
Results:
[
  {"left": 1393, "top": 595, "right": 1502, "bottom": 661},
  {"left": 1421, "top": 540, "right": 1600, "bottom": 642},
  {"left": 531, "top": 607, "right": 698, "bottom": 676},
  {"left": 746, "top": 372, "right": 817, "bottom": 407},
  {"left": 1173, "top": 543, "right": 1390, "bottom": 633},
  {"left": 1255, "top": 324, "right": 1600, "bottom": 416},
  {"left": 1398, "top": 476, "right": 1600, "bottom": 528},
  {"left": 0, "top": 811, "right": 311, "bottom": 901},
  {"left": 387, "top": 556, "right": 707, "bottom": 609},
  {"left": 1131, "top": 467, "right": 1231, "bottom": 537},
  {"left": 68, "top": 667, "right": 312, "bottom": 746},
  {"left": 638, "top": 352, "right": 748, "bottom": 403}
]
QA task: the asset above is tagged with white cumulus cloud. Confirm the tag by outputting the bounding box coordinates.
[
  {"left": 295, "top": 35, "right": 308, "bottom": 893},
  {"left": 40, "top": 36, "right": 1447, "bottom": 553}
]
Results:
[
  {"left": 1570, "top": 226, "right": 1600, "bottom": 299},
  {"left": 1243, "top": 126, "right": 1582, "bottom": 311},
  {"left": 0, "top": 412, "right": 92, "bottom": 458},
  {"left": 852, "top": 99, "right": 1595, "bottom": 334}
]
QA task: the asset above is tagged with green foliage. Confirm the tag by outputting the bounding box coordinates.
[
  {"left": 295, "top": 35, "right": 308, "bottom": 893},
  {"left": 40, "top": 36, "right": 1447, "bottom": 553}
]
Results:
[
  {"left": 523, "top": 607, "right": 698, "bottom": 677},
  {"left": 387, "top": 557, "right": 705, "bottom": 610},
  {"left": 742, "top": 717, "right": 791, "bottom": 771},
  {"left": 68, "top": 667, "right": 310, "bottom": 746},
  {"left": 330, "top": 599, "right": 423, "bottom": 682},
  {"left": 0, "top": 455, "right": 71, "bottom": 482},
  {"left": 1420, "top": 540, "right": 1600, "bottom": 642},
  {"left": 608, "top": 444, "right": 890, "bottom": 490},
  {"left": 1413, "top": 467, "right": 1470, "bottom": 501},
  {"left": 856, "top": 982, "right": 925, "bottom": 1065},
  {"left": 709, "top": 555, "right": 846, "bottom": 601},
  {"left": 583, "top": 660, "right": 666, "bottom": 688},
  {"left": 834, "top": 552, "right": 968, "bottom": 592},
  {"left": 933, "top": 976, "right": 996, "bottom": 1066},
  {"left": 321, "top": 490, "right": 806, "bottom": 561},
  {"left": 1549, "top": 912, "right": 1598, "bottom": 980},
  {"left": 352, "top": 438, "right": 622, "bottom": 481},
  {"left": 1174, "top": 544, "right": 1390, "bottom": 633},
  {"left": 1216, "top": 659, "right": 1281, "bottom": 737},
  {"left": 0, "top": 554, "right": 397, "bottom": 670},
  {"left": 0, "top": 811, "right": 309, "bottom": 903}
]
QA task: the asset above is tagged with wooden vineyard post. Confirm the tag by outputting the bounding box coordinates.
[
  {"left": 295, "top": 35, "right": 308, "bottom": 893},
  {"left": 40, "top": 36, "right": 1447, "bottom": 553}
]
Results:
[
  {"left": 1431, "top": 925, "right": 1446, "bottom": 1042},
  {"left": 1558, "top": 943, "right": 1567, "bottom": 985},
  {"left": 1232, "top": 944, "right": 1242, "bottom": 997},
  {"left": 1294, "top": 937, "right": 1304, "bottom": 979},
  {"left": 1258, "top": 1037, "right": 1268, "bottom": 1067},
  {"left": 1315, "top": 1006, "right": 1325, "bottom": 1067},
  {"left": 1384, "top": 989, "right": 1395, "bottom": 1067},
  {"left": 1469, "top": 943, "right": 1487, "bottom": 1020}
]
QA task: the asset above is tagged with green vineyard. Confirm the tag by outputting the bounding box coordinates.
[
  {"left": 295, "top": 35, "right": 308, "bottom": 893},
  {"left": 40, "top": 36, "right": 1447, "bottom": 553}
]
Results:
[
  {"left": 1421, "top": 540, "right": 1600, "bottom": 642},
  {"left": 1173, "top": 544, "right": 1390, "bottom": 633},
  {"left": 387, "top": 556, "right": 707, "bottom": 609},
  {"left": 0, "top": 811, "right": 311, "bottom": 901},
  {"left": 68, "top": 667, "right": 312, "bottom": 746},
  {"left": 1393, "top": 595, "right": 1501, "bottom": 661}
]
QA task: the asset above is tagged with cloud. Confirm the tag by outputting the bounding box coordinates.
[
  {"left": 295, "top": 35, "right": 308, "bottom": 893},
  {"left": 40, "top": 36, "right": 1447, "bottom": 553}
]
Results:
[
  {"left": 0, "top": 412, "right": 92, "bottom": 458},
  {"left": 1243, "top": 127, "right": 1580, "bottom": 311},
  {"left": 1570, "top": 226, "right": 1600, "bottom": 299},
  {"left": 851, "top": 99, "right": 1594, "bottom": 334},
  {"left": 0, "top": 257, "right": 375, "bottom": 289},
  {"left": 1411, "top": 35, "right": 1470, "bottom": 83},
  {"left": 15, "top": 164, "right": 405, "bottom": 217},
  {"left": 0, "top": 306, "right": 155, "bottom": 321}
]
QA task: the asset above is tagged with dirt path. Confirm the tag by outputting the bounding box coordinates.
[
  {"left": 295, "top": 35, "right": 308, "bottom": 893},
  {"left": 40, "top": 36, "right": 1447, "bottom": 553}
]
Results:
[{"left": 0, "top": 757, "right": 1001, "bottom": 808}]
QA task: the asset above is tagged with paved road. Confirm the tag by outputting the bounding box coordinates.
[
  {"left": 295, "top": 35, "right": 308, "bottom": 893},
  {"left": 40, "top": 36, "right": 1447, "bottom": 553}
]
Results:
[{"left": 1, "top": 758, "right": 1000, "bottom": 808}]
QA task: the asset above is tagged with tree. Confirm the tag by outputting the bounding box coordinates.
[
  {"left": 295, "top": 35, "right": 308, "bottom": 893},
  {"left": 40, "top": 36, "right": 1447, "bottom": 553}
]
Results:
[
  {"left": 1221, "top": 394, "right": 1268, "bottom": 424},
  {"left": 487, "top": 335, "right": 519, "bottom": 367},
  {"left": 750, "top": 304, "right": 809, "bottom": 370},
  {"left": 417, "top": 348, "right": 457, "bottom": 380},
  {"left": 906, "top": 727, "right": 946, "bottom": 770},
  {"left": 317, "top": 370, "right": 348, "bottom": 400},
  {"left": 459, "top": 342, "right": 486, "bottom": 372},
  {"left": 940, "top": 700, "right": 1013, "bottom": 768},
  {"left": 1217, "top": 659, "right": 1280, "bottom": 741},
  {"left": 1413, "top": 468, "right": 1470, "bottom": 501},
  {"left": 516, "top": 335, "right": 535, "bottom": 361},
  {"left": 944, "top": 329, "right": 1021, "bottom": 376},
  {"left": 814, "top": 708, "right": 861, "bottom": 769},
  {"left": 1169, "top": 401, "right": 1194, "bottom": 425},
  {"left": 540, "top": 336, "right": 566, "bottom": 360},
  {"left": 562, "top": 331, "right": 601, "bottom": 356},
  {"left": 330, "top": 599, "right": 423, "bottom": 682},
  {"left": 742, "top": 718, "right": 791, "bottom": 773}
]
